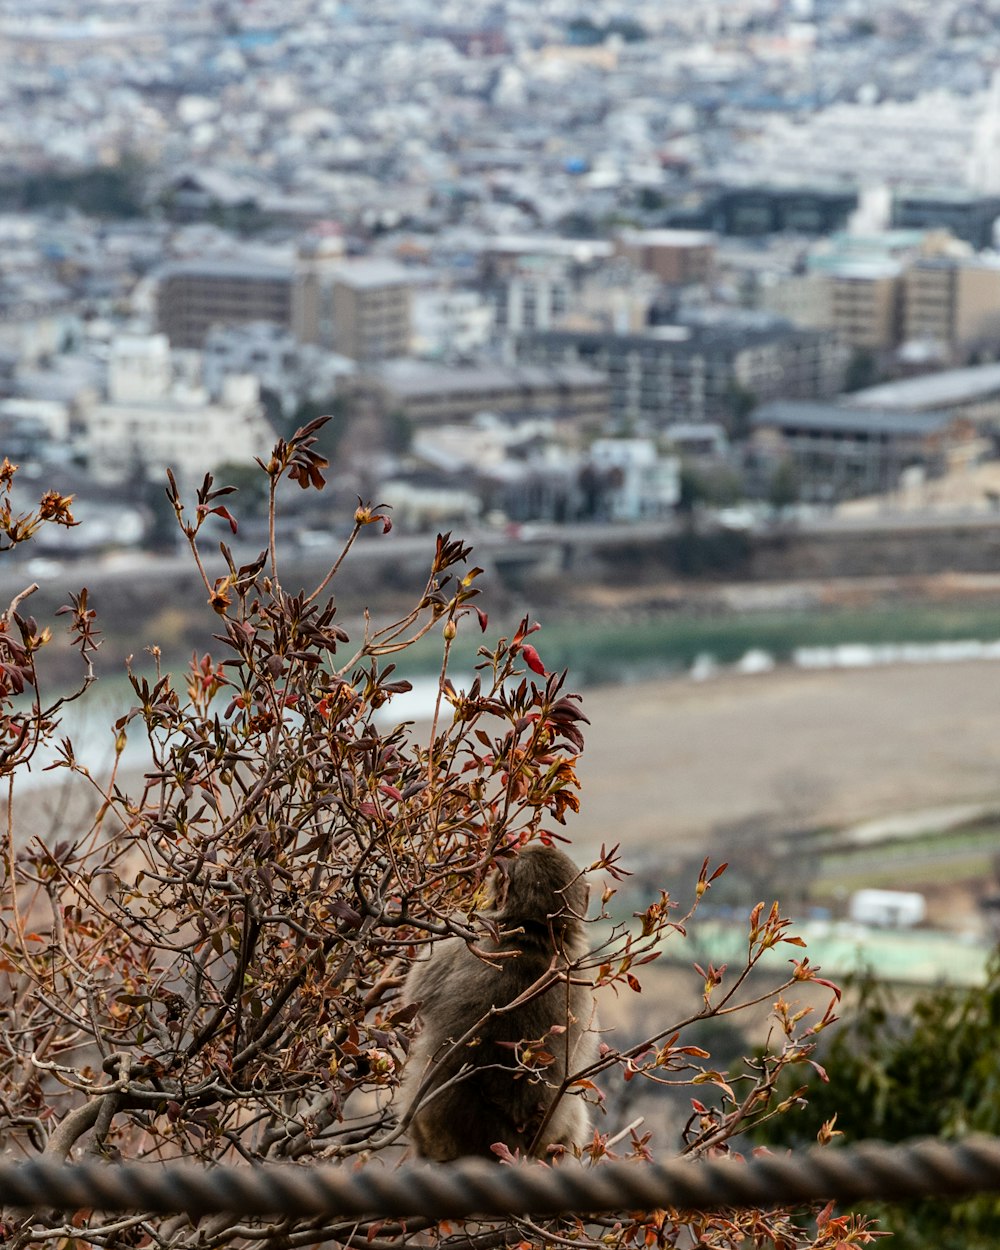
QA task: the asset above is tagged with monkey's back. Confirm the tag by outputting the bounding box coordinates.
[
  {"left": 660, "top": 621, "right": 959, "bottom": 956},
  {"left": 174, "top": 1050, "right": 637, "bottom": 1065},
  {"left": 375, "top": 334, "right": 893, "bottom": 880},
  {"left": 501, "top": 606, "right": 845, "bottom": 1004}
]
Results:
[{"left": 401, "top": 932, "right": 595, "bottom": 1161}]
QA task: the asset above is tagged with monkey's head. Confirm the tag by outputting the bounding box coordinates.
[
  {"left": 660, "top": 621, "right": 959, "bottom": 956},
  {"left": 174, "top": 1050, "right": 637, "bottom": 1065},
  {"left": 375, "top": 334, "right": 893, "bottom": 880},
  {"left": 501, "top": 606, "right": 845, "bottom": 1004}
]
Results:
[{"left": 487, "top": 844, "right": 588, "bottom": 932}]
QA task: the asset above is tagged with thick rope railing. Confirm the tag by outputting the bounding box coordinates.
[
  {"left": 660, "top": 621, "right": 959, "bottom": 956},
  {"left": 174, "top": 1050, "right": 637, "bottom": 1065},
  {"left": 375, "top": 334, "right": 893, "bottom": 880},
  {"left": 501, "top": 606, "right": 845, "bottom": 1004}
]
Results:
[{"left": 3, "top": 1137, "right": 1000, "bottom": 1219}]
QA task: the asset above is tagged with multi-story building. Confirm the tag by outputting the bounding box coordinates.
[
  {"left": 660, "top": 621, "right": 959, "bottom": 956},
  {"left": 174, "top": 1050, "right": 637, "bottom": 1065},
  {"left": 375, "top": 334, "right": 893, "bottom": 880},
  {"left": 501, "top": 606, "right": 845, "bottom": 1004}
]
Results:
[
  {"left": 845, "top": 362, "right": 1000, "bottom": 426},
  {"left": 516, "top": 323, "right": 846, "bottom": 433},
  {"left": 85, "top": 334, "right": 275, "bottom": 486},
  {"left": 686, "top": 186, "right": 858, "bottom": 238},
  {"left": 749, "top": 400, "right": 973, "bottom": 503},
  {"left": 763, "top": 262, "right": 906, "bottom": 354},
  {"left": 156, "top": 260, "right": 295, "bottom": 348},
  {"left": 824, "top": 264, "right": 904, "bottom": 352},
  {"left": 757, "top": 231, "right": 998, "bottom": 358},
  {"left": 615, "top": 229, "right": 716, "bottom": 286},
  {"left": 490, "top": 256, "right": 574, "bottom": 338},
  {"left": 355, "top": 358, "right": 610, "bottom": 428},
  {"left": 487, "top": 252, "right": 657, "bottom": 341},
  {"left": 410, "top": 286, "right": 494, "bottom": 358},
  {"left": 294, "top": 258, "right": 412, "bottom": 362},
  {"left": 903, "top": 257, "right": 1000, "bottom": 353},
  {"left": 892, "top": 191, "right": 1000, "bottom": 251}
]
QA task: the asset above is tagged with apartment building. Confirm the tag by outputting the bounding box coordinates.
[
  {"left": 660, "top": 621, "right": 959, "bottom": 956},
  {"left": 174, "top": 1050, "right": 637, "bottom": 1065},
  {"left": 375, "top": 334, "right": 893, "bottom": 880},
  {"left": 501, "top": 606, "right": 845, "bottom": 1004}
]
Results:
[
  {"left": 294, "top": 258, "right": 412, "bottom": 362},
  {"left": 825, "top": 264, "right": 903, "bottom": 351},
  {"left": 490, "top": 256, "right": 573, "bottom": 337},
  {"left": 355, "top": 358, "right": 610, "bottom": 427},
  {"left": 750, "top": 400, "right": 972, "bottom": 502},
  {"left": 903, "top": 257, "right": 1000, "bottom": 351},
  {"left": 85, "top": 334, "right": 275, "bottom": 486},
  {"left": 517, "top": 323, "right": 846, "bottom": 433},
  {"left": 156, "top": 259, "right": 295, "bottom": 348}
]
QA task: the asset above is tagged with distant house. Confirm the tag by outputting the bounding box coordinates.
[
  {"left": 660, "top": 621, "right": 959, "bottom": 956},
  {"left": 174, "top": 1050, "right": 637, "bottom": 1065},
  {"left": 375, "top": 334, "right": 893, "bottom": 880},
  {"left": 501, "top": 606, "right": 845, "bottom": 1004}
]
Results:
[
  {"left": 159, "top": 169, "right": 264, "bottom": 223},
  {"left": 355, "top": 358, "right": 610, "bottom": 428},
  {"left": 845, "top": 362, "right": 1000, "bottom": 426},
  {"left": 156, "top": 258, "right": 296, "bottom": 348},
  {"left": 400, "top": 417, "right": 678, "bottom": 525},
  {"left": 748, "top": 400, "right": 975, "bottom": 502},
  {"left": 588, "top": 439, "right": 680, "bottom": 520},
  {"left": 84, "top": 334, "right": 275, "bottom": 487},
  {"left": 517, "top": 322, "right": 847, "bottom": 432}
]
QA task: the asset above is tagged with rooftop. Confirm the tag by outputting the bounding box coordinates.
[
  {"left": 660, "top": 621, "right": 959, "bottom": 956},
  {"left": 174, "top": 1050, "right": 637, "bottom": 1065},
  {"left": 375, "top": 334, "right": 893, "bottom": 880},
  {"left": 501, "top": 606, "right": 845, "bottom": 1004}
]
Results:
[
  {"left": 753, "top": 400, "right": 955, "bottom": 437},
  {"left": 367, "top": 357, "right": 608, "bottom": 399},
  {"left": 329, "top": 259, "right": 416, "bottom": 289},
  {"left": 845, "top": 363, "right": 1000, "bottom": 411},
  {"left": 618, "top": 228, "right": 717, "bottom": 248},
  {"left": 524, "top": 320, "right": 813, "bottom": 353},
  {"left": 479, "top": 235, "right": 614, "bottom": 263},
  {"left": 159, "top": 258, "right": 294, "bottom": 282}
]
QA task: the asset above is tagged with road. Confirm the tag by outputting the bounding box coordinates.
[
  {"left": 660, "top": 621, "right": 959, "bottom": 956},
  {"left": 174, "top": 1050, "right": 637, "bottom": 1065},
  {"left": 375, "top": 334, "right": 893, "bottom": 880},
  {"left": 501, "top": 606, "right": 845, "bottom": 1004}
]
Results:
[{"left": 9, "top": 505, "right": 1000, "bottom": 605}]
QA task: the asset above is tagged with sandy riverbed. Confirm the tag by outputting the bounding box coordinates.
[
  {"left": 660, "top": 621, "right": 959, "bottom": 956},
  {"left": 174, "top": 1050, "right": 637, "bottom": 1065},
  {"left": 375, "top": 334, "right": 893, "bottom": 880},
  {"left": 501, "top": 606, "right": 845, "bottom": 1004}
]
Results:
[{"left": 569, "top": 659, "right": 1000, "bottom": 862}]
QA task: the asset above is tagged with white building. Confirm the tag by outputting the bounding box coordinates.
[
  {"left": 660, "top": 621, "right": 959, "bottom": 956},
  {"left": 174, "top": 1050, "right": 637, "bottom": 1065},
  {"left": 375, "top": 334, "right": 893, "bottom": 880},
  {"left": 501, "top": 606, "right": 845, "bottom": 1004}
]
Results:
[
  {"left": 85, "top": 334, "right": 275, "bottom": 487},
  {"left": 494, "top": 258, "right": 573, "bottom": 337},
  {"left": 108, "top": 333, "right": 172, "bottom": 404},
  {"left": 588, "top": 439, "right": 681, "bottom": 521},
  {"left": 410, "top": 286, "right": 494, "bottom": 358},
  {"left": 202, "top": 321, "right": 354, "bottom": 414},
  {"left": 0, "top": 396, "right": 70, "bottom": 441},
  {"left": 726, "top": 88, "right": 1000, "bottom": 193}
]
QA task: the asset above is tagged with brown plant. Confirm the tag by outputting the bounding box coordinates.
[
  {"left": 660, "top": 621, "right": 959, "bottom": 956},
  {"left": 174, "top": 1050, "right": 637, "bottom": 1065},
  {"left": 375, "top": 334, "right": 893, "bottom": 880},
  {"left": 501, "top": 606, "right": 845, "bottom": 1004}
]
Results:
[{"left": 0, "top": 426, "right": 877, "bottom": 1250}]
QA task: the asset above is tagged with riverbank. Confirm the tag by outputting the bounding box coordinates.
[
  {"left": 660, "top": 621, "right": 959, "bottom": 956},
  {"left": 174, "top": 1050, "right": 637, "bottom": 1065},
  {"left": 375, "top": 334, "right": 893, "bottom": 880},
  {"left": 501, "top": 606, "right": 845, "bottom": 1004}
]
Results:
[
  {"left": 28, "top": 621, "right": 1000, "bottom": 854},
  {"left": 17, "top": 647, "right": 1000, "bottom": 971}
]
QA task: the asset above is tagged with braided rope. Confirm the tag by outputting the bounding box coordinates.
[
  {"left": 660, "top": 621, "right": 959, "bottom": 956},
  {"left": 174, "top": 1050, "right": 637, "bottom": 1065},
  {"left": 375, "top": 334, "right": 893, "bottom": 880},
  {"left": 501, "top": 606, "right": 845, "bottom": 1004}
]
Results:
[{"left": 3, "top": 1137, "right": 1000, "bottom": 1219}]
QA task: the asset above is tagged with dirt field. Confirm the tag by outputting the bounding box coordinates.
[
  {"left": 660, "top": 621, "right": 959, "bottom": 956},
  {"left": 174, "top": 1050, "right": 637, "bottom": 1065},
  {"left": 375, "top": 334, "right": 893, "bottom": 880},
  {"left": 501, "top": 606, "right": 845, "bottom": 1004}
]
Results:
[{"left": 569, "top": 659, "right": 1000, "bottom": 864}]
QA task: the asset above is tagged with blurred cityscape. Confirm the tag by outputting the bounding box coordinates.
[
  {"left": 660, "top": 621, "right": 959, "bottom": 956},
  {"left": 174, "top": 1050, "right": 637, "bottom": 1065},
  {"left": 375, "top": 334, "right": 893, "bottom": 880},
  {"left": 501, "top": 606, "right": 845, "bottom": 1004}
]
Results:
[
  {"left": 11, "top": 1, "right": 1000, "bottom": 968},
  {"left": 9, "top": 0, "right": 1000, "bottom": 554}
]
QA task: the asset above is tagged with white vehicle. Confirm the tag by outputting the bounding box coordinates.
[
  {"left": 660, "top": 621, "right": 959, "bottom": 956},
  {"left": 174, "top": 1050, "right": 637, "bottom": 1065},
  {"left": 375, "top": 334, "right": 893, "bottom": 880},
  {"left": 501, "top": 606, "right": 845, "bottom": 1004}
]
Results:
[{"left": 849, "top": 889, "right": 926, "bottom": 930}]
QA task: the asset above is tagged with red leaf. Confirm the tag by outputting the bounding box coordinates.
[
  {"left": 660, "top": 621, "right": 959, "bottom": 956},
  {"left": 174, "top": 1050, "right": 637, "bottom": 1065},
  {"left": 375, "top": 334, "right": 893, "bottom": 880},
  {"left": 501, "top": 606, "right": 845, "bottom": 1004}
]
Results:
[
  {"left": 200, "top": 504, "right": 239, "bottom": 533},
  {"left": 521, "top": 644, "right": 546, "bottom": 675}
]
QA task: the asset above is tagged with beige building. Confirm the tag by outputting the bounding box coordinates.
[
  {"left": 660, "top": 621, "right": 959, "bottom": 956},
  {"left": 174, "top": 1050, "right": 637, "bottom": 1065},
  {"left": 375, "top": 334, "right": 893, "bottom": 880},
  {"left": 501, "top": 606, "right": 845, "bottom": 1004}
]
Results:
[
  {"left": 903, "top": 257, "right": 1000, "bottom": 351},
  {"left": 758, "top": 230, "right": 1000, "bottom": 357},
  {"left": 758, "top": 266, "right": 905, "bottom": 349},
  {"left": 294, "top": 258, "right": 412, "bottom": 361},
  {"left": 615, "top": 229, "right": 716, "bottom": 286},
  {"left": 824, "top": 264, "right": 903, "bottom": 351}
]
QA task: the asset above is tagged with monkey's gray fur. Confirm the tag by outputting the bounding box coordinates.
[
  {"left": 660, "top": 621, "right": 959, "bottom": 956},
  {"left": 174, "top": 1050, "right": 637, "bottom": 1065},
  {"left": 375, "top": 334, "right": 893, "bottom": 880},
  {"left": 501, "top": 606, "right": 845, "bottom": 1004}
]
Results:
[{"left": 399, "top": 843, "right": 598, "bottom": 1161}]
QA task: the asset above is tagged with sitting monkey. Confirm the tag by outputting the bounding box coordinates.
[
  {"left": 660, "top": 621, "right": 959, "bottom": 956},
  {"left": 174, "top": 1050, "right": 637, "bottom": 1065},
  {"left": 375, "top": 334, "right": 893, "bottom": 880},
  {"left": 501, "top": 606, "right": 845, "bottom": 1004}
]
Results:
[{"left": 399, "top": 843, "right": 597, "bottom": 1161}]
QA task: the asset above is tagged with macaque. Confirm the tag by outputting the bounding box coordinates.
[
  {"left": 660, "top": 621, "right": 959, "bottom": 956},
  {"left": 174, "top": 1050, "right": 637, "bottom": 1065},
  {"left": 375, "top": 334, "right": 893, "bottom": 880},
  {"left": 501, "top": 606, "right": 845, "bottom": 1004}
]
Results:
[{"left": 399, "top": 843, "right": 597, "bottom": 1161}]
